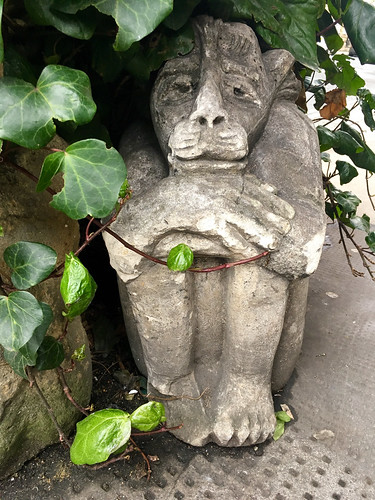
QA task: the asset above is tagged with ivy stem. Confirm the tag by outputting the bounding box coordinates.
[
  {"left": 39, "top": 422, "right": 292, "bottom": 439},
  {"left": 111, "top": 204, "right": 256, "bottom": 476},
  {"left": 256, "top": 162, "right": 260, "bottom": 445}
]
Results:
[
  {"left": 131, "top": 424, "right": 183, "bottom": 437},
  {"left": 26, "top": 367, "right": 71, "bottom": 447},
  {"left": 129, "top": 436, "right": 152, "bottom": 480},
  {"left": 4, "top": 160, "right": 56, "bottom": 196},
  {"left": 316, "top": 18, "right": 342, "bottom": 38},
  {"left": 56, "top": 367, "right": 89, "bottom": 416},
  {"left": 86, "top": 446, "right": 134, "bottom": 470}
]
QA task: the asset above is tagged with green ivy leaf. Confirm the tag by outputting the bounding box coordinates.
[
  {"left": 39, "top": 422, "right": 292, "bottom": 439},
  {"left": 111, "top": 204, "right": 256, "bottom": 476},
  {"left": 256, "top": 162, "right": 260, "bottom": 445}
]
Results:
[
  {"left": 273, "top": 419, "right": 285, "bottom": 441},
  {"left": 317, "top": 126, "right": 337, "bottom": 152},
  {"left": 275, "top": 410, "right": 292, "bottom": 423},
  {"left": 331, "top": 54, "right": 365, "bottom": 95},
  {"left": 331, "top": 186, "right": 361, "bottom": 214},
  {"left": 163, "top": 0, "right": 200, "bottom": 30},
  {"left": 167, "top": 243, "right": 194, "bottom": 271},
  {"left": 0, "top": 66, "right": 96, "bottom": 149},
  {"left": 358, "top": 89, "right": 375, "bottom": 131},
  {"left": 3, "top": 349, "right": 29, "bottom": 379},
  {"left": 336, "top": 160, "right": 358, "bottom": 184},
  {"left": 365, "top": 231, "right": 375, "bottom": 251},
  {"left": 0, "top": 291, "right": 44, "bottom": 351},
  {"left": 317, "top": 11, "right": 343, "bottom": 55},
  {"left": 3, "top": 44, "right": 37, "bottom": 84},
  {"left": 3, "top": 241, "right": 57, "bottom": 290},
  {"left": 70, "top": 409, "right": 131, "bottom": 465},
  {"left": 0, "top": 225, "right": 3, "bottom": 237},
  {"left": 19, "top": 302, "right": 53, "bottom": 365},
  {"left": 71, "top": 343, "right": 86, "bottom": 361},
  {"left": 35, "top": 335, "right": 65, "bottom": 370},
  {"left": 60, "top": 253, "right": 97, "bottom": 320},
  {"left": 342, "top": 0, "right": 375, "bottom": 65},
  {"left": 349, "top": 214, "right": 371, "bottom": 233},
  {"left": 130, "top": 402, "right": 166, "bottom": 432},
  {"left": 340, "top": 122, "right": 375, "bottom": 173},
  {"left": 55, "top": 0, "right": 173, "bottom": 52},
  {"left": 37, "top": 139, "right": 127, "bottom": 219},
  {"left": 25, "top": 0, "right": 97, "bottom": 40}
]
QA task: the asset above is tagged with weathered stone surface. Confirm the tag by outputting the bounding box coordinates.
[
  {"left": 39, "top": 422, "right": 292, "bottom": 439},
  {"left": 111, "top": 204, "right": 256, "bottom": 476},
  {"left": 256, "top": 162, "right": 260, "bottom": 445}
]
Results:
[
  {"left": 104, "top": 16, "right": 326, "bottom": 447},
  {"left": 0, "top": 138, "right": 92, "bottom": 479}
]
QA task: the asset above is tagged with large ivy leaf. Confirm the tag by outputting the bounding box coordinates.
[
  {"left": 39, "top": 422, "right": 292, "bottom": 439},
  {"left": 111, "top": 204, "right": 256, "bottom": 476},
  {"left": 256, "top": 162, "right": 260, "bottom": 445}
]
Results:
[
  {"left": 35, "top": 336, "right": 65, "bottom": 370},
  {"left": 342, "top": 0, "right": 375, "bottom": 65},
  {"left": 0, "top": 291, "right": 44, "bottom": 351},
  {"left": 340, "top": 122, "right": 375, "bottom": 173},
  {"left": 331, "top": 54, "right": 365, "bottom": 95},
  {"left": 130, "top": 402, "right": 166, "bottom": 432},
  {"left": 3, "top": 44, "right": 37, "bottom": 84},
  {"left": 0, "top": 66, "right": 96, "bottom": 149},
  {"left": 70, "top": 409, "right": 131, "bottom": 465},
  {"left": 37, "top": 139, "right": 126, "bottom": 219},
  {"left": 167, "top": 244, "right": 194, "bottom": 271},
  {"left": 19, "top": 302, "right": 53, "bottom": 365},
  {"left": 55, "top": 0, "right": 174, "bottom": 52},
  {"left": 60, "top": 253, "right": 97, "bottom": 319},
  {"left": 4, "top": 241, "right": 57, "bottom": 290},
  {"left": 208, "top": 0, "right": 321, "bottom": 69},
  {"left": 24, "top": 0, "right": 96, "bottom": 40}
]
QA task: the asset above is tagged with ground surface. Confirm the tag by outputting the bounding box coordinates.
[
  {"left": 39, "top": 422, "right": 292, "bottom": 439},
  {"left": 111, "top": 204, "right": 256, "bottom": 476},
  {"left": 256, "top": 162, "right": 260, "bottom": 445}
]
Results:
[{"left": 0, "top": 223, "right": 374, "bottom": 500}]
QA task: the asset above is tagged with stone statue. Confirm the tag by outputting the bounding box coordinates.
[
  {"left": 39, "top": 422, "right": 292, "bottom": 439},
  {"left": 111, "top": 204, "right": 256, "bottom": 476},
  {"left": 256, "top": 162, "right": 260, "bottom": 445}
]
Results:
[{"left": 104, "top": 16, "right": 326, "bottom": 447}]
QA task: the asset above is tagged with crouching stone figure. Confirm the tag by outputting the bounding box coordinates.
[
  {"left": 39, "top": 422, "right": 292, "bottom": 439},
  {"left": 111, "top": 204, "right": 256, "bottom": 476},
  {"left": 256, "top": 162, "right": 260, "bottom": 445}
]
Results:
[{"left": 104, "top": 16, "right": 326, "bottom": 447}]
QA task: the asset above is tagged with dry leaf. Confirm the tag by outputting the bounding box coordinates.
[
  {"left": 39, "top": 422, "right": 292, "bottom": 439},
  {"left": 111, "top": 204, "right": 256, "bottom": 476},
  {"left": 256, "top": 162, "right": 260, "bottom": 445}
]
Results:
[
  {"left": 320, "top": 89, "right": 346, "bottom": 119},
  {"left": 280, "top": 403, "right": 294, "bottom": 420}
]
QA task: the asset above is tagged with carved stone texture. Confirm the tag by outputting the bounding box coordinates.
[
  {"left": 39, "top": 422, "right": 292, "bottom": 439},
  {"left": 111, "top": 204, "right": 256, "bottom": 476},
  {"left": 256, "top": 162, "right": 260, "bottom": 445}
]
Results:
[
  {"left": 0, "top": 138, "right": 92, "bottom": 479},
  {"left": 104, "top": 16, "right": 326, "bottom": 447}
]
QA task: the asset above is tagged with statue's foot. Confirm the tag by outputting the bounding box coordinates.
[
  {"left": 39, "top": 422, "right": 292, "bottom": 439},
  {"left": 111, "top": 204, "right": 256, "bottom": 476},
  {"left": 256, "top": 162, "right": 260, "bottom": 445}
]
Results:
[
  {"left": 149, "top": 372, "right": 212, "bottom": 447},
  {"left": 211, "top": 375, "right": 276, "bottom": 446}
]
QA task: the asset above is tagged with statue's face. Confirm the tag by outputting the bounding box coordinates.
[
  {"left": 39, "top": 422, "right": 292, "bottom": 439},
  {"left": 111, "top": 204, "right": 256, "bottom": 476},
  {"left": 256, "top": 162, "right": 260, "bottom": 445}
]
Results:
[{"left": 151, "top": 18, "right": 274, "bottom": 174}]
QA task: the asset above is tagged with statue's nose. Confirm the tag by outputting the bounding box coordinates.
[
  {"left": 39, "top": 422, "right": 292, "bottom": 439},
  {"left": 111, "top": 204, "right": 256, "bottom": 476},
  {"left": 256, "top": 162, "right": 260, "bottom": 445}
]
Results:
[{"left": 189, "top": 78, "right": 228, "bottom": 128}]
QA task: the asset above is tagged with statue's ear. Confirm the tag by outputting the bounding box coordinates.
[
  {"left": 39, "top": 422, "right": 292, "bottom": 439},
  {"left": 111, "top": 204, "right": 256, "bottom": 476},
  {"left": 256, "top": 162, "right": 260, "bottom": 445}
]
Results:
[{"left": 262, "top": 49, "right": 301, "bottom": 101}]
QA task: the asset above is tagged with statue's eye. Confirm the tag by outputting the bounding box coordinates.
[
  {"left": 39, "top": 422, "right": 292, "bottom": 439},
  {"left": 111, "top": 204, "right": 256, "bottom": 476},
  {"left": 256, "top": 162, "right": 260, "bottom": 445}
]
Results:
[
  {"left": 233, "top": 87, "right": 245, "bottom": 97},
  {"left": 174, "top": 80, "right": 197, "bottom": 94}
]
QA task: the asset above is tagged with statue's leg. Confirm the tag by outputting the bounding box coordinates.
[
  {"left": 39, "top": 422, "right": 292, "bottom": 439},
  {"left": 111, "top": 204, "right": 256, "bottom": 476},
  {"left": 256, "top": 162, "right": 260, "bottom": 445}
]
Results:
[
  {"left": 272, "top": 277, "right": 310, "bottom": 392},
  {"left": 124, "top": 264, "right": 197, "bottom": 395},
  {"left": 211, "top": 264, "right": 289, "bottom": 446}
]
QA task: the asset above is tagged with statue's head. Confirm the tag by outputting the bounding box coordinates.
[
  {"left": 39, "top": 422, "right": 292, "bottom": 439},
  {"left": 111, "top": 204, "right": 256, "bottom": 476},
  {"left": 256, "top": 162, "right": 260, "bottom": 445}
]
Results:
[{"left": 151, "top": 16, "right": 300, "bottom": 174}]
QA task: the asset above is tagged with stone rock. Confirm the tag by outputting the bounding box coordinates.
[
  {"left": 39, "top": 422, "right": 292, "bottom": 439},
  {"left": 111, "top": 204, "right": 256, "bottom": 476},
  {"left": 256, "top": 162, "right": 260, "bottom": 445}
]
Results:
[
  {"left": 0, "top": 137, "right": 92, "bottom": 479},
  {"left": 104, "top": 16, "right": 326, "bottom": 447}
]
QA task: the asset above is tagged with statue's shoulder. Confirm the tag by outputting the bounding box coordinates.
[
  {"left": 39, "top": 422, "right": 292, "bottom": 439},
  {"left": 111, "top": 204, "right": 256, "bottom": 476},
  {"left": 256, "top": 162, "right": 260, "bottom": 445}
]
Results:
[{"left": 119, "top": 120, "right": 168, "bottom": 196}]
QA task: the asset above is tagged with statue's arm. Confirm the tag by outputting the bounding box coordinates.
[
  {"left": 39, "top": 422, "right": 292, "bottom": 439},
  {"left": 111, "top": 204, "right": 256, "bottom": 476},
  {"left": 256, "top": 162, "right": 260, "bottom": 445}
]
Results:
[{"left": 252, "top": 102, "right": 326, "bottom": 279}]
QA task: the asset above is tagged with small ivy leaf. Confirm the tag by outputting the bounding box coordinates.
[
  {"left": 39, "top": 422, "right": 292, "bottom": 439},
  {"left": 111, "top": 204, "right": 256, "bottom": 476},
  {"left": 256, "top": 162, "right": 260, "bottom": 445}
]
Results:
[
  {"left": 70, "top": 409, "right": 131, "bottom": 465},
  {"left": 60, "top": 253, "right": 97, "bottom": 320},
  {"left": 167, "top": 244, "right": 194, "bottom": 272},
  {"left": 3, "top": 349, "right": 29, "bottom": 379},
  {"left": 0, "top": 66, "right": 96, "bottom": 149},
  {"left": 275, "top": 410, "right": 292, "bottom": 423},
  {"left": 35, "top": 336, "right": 65, "bottom": 370},
  {"left": 365, "top": 232, "right": 375, "bottom": 251},
  {"left": 332, "top": 188, "right": 361, "bottom": 215},
  {"left": 39, "top": 139, "right": 127, "bottom": 219},
  {"left": 317, "top": 126, "right": 337, "bottom": 152},
  {"left": 358, "top": 89, "right": 375, "bottom": 131},
  {"left": 130, "top": 402, "right": 166, "bottom": 432},
  {"left": 273, "top": 419, "right": 285, "bottom": 441},
  {"left": 0, "top": 291, "right": 44, "bottom": 351},
  {"left": 71, "top": 343, "right": 86, "bottom": 361},
  {"left": 336, "top": 161, "right": 358, "bottom": 185},
  {"left": 3, "top": 241, "right": 57, "bottom": 290},
  {"left": 0, "top": 225, "right": 3, "bottom": 237},
  {"left": 320, "top": 152, "right": 331, "bottom": 163},
  {"left": 340, "top": 122, "right": 375, "bottom": 173},
  {"left": 19, "top": 301, "right": 53, "bottom": 365},
  {"left": 349, "top": 214, "right": 371, "bottom": 233},
  {"left": 331, "top": 54, "right": 365, "bottom": 96}
]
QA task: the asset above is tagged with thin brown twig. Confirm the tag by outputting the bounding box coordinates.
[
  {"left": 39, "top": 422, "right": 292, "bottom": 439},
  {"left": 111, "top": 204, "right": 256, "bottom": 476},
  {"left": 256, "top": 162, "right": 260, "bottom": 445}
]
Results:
[
  {"left": 26, "top": 367, "right": 71, "bottom": 447},
  {"left": 130, "top": 436, "right": 152, "bottom": 481},
  {"left": 365, "top": 170, "right": 375, "bottom": 211},
  {"left": 56, "top": 367, "right": 89, "bottom": 416},
  {"left": 131, "top": 424, "right": 183, "bottom": 437},
  {"left": 86, "top": 446, "right": 134, "bottom": 470},
  {"left": 316, "top": 18, "right": 342, "bottom": 38}
]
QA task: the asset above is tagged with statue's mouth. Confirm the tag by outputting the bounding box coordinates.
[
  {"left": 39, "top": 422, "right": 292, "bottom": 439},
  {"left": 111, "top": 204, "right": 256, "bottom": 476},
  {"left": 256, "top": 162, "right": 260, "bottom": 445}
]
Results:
[{"left": 168, "top": 155, "right": 247, "bottom": 174}]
